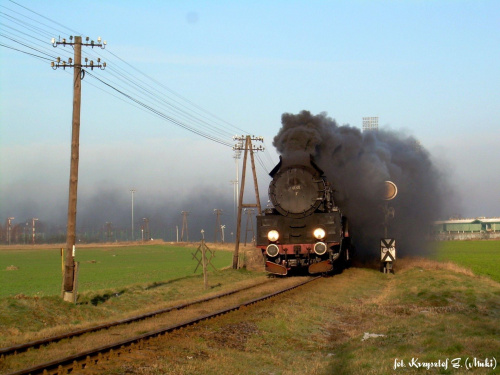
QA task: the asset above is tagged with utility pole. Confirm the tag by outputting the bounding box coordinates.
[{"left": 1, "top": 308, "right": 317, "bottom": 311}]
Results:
[
  {"left": 7, "top": 217, "right": 14, "bottom": 245},
  {"left": 244, "top": 208, "right": 255, "bottom": 246},
  {"left": 181, "top": 211, "right": 190, "bottom": 242},
  {"left": 24, "top": 222, "right": 29, "bottom": 244},
  {"left": 31, "top": 218, "right": 38, "bottom": 245},
  {"left": 51, "top": 35, "right": 106, "bottom": 303},
  {"left": 232, "top": 135, "right": 264, "bottom": 269},
  {"left": 143, "top": 217, "right": 150, "bottom": 241},
  {"left": 130, "top": 189, "right": 136, "bottom": 240},
  {"left": 221, "top": 224, "right": 226, "bottom": 243},
  {"left": 105, "top": 222, "right": 112, "bottom": 242},
  {"left": 232, "top": 145, "right": 242, "bottom": 218},
  {"left": 213, "top": 209, "right": 223, "bottom": 243}
]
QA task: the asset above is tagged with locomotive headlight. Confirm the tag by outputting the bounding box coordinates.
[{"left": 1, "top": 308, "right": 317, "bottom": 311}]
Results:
[
  {"left": 266, "top": 244, "right": 279, "bottom": 257},
  {"left": 314, "top": 242, "right": 327, "bottom": 255},
  {"left": 267, "top": 230, "right": 279, "bottom": 242},
  {"left": 313, "top": 228, "right": 326, "bottom": 240}
]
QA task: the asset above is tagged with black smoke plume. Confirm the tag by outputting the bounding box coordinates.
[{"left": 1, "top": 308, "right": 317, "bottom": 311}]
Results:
[{"left": 273, "top": 110, "right": 455, "bottom": 258}]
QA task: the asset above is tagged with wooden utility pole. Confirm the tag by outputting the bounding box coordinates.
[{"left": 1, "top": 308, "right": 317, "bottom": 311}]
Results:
[
  {"left": 213, "top": 209, "right": 223, "bottom": 243},
  {"left": 31, "top": 218, "right": 38, "bottom": 245},
  {"left": 181, "top": 211, "right": 190, "bottom": 242},
  {"left": 51, "top": 35, "right": 106, "bottom": 303},
  {"left": 232, "top": 135, "right": 263, "bottom": 269},
  {"left": 244, "top": 208, "right": 255, "bottom": 245}
]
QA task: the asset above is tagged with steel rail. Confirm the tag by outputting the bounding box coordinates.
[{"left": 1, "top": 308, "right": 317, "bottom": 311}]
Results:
[
  {"left": 0, "top": 279, "right": 271, "bottom": 357},
  {"left": 6, "top": 276, "right": 321, "bottom": 375}
]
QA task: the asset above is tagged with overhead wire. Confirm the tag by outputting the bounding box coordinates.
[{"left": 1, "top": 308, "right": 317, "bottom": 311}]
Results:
[
  {"left": 0, "top": 42, "right": 52, "bottom": 61},
  {"left": 1, "top": 3, "right": 244, "bottom": 145},
  {"left": 0, "top": 32, "right": 59, "bottom": 60},
  {"left": 84, "top": 70, "right": 233, "bottom": 147},
  {"left": 6, "top": 0, "right": 80, "bottom": 36},
  {"left": 1, "top": 0, "right": 281, "bottom": 161}
]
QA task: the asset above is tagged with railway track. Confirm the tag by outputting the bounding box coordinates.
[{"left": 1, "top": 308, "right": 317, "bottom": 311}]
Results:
[
  {"left": 1, "top": 279, "right": 270, "bottom": 358},
  {"left": 3, "top": 276, "right": 321, "bottom": 375}
]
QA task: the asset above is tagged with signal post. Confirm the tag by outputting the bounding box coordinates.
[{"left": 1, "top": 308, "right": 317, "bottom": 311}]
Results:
[{"left": 381, "top": 181, "right": 398, "bottom": 274}]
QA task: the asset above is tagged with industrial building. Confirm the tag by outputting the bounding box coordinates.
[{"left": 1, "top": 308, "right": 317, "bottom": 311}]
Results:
[{"left": 433, "top": 218, "right": 500, "bottom": 240}]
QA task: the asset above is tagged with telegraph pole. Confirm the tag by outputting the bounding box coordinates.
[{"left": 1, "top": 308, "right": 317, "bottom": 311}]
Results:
[
  {"left": 244, "top": 208, "right": 255, "bottom": 246},
  {"left": 7, "top": 217, "right": 14, "bottom": 245},
  {"left": 181, "top": 211, "right": 190, "bottom": 242},
  {"left": 130, "top": 189, "right": 136, "bottom": 240},
  {"left": 143, "top": 217, "right": 150, "bottom": 241},
  {"left": 232, "top": 135, "right": 263, "bottom": 269},
  {"left": 213, "top": 209, "right": 223, "bottom": 243},
  {"left": 31, "top": 218, "right": 38, "bottom": 245},
  {"left": 106, "top": 222, "right": 112, "bottom": 242},
  {"left": 51, "top": 35, "right": 106, "bottom": 303}
]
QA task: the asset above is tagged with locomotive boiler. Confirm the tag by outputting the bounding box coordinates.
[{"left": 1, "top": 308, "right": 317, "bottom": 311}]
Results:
[{"left": 256, "top": 152, "right": 350, "bottom": 275}]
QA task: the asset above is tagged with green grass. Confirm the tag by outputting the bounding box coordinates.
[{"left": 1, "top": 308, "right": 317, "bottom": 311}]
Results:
[
  {"left": 99, "top": 262, "right": 499, "bottom": 375},
  {"left": 0, "top": 266, "right": 267, "bottom": 349},
  {"left": 432, "top": 240, "right": 500, "bottom": 282},
  {"left": 1, "top": 241, "right": 499, "bottom": 374},
  {"left": 2, "top": 240, "right": 498, "bottom": 299},
  {"left": 0, "top": 244, "right": 233, "bottom": 298}
]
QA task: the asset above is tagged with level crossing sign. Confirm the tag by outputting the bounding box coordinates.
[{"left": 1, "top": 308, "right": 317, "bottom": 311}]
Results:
[{"left": 380, "top": 238, "right": 396, "bottom": 262}]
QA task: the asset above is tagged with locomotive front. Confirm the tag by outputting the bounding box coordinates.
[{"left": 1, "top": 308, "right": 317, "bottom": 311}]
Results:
[{"left": 256, "top": 153, "right": 350, "bottom": 275}]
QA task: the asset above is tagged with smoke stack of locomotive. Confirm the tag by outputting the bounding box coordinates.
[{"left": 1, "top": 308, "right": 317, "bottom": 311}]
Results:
[{"left": 272, "top": 110, "right": 450, "bottom": 258}]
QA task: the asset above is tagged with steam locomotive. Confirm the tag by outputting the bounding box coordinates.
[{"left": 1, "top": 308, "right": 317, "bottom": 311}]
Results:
[{"left": 256, "top": 152, "right": 351, "bottom": 275}]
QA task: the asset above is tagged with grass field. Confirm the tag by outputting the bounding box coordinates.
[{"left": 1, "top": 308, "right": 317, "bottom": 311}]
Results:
[
  {"left": 1, "top": 240, "right": 499, "bottom": 298},
  {"left": 0, "top": 241, "right": 499, "bottom": 374},
  {"left": 431, "top": 240, "right": 500, "bottom": 282},
  {"left": 0, "top": 243, "right": 234, "bottom": 298}
]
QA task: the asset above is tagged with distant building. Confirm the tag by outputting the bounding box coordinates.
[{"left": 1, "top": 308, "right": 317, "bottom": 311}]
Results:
[
  {"left": 362, "top": 117, "right": 378, "bottom": 132},
  {"left": 432, "top": 217, "right": 500, "bottom": 240}
]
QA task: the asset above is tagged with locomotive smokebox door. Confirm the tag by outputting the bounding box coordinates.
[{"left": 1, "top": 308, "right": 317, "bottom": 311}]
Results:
[{"left": 380, "top": 238, "right": 396, "bottom": 274}]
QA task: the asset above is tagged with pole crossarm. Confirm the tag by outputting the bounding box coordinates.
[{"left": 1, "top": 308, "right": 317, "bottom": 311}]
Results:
[
  {"left": 51, "top": 36, "right": 106, "bottom": 71},
  {"left": 232, "top": 135, "right": 265, "bottom": 152}
]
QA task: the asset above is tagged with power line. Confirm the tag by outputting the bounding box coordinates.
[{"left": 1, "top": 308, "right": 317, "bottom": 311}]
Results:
[
  {"left": 84, "top": 70, "right": 233, "bottom": 147},
  {"left": 1, "top": 1, "right": 257, "bottom": 149},
  {"left": 0, "top": 42, "right": 52, "bottom": 61},
  {"left": 105, "top": 49, "right": 249, "bottom": 135},
  {"left": 7, "top": 0, "right": 81, "bottom": 35}
]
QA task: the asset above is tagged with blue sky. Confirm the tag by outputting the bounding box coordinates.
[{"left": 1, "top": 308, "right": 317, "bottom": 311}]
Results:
[{"left": 1, "top": 0, "right": 499, "bottom": 233}]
